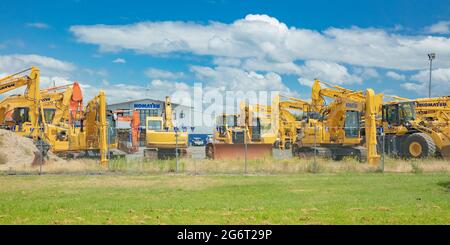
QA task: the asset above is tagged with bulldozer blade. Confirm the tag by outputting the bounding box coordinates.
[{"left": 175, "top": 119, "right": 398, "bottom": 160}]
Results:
[
  {"left": 207, "top": 143, "right": 272, "bottom": 160},
  {"left": 440, "top": 145, "right": 450, "bottom": 160}
]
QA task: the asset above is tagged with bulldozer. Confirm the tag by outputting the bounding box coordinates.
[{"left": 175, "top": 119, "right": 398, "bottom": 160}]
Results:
[
  {"left": 143, "top": 96, "right": 188, "bottom": 159},
  {"left": 292, "top": 79, "right": 381, "bottom": 165},
  {"left": 205, "top": 98, "right": 278, "bottom": 160}
]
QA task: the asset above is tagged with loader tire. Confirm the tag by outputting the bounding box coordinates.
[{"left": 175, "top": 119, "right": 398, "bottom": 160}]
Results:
[{"left": 402, "top": 133, "right": 436, "bottom": 158}]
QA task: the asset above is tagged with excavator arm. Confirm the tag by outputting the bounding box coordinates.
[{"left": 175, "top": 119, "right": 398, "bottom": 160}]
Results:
[
  {"left": 84, "top": 91, "right": 108, "bottom": 166},
  {"left": 0, "top": 67, "right": 45, "bottom": 139}
]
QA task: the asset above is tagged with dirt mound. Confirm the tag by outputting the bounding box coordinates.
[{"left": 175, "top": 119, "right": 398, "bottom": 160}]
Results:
[{"left": 0, "top": 129, "right": 41, "bottom": 169}]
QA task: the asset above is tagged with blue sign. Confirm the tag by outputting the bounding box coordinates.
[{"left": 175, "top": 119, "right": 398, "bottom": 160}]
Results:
[{"left": 133, "top": 103, "right": 161, "bottom": 109}]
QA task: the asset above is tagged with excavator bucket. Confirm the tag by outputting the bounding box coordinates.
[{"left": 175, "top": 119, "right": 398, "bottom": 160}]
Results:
[
  {"left": 206, "top": 143, "right": 272, "bottom": 160},
  {"left": 440, "top": 145, "right": 450, "bottom": 160},
  {"left": 70, "top": 82, "right": 83, "bottom": 121}
]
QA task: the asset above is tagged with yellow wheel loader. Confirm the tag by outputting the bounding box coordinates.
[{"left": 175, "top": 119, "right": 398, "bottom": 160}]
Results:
[
  {"left": 380, "top": 100, "right": 450, "bottom": 159},
  {"left": 144, "top": 96, "right": 188, "bottom": 159}
]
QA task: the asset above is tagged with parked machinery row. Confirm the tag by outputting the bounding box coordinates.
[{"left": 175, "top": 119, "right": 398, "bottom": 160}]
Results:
[
  {"left": 0, "top": 67, "right": 109, "bottom": 165},
  {"left": 286, "top": 79, "right": 449, "bottom": 162},
  {"left": 205, "top": 77, "right": 449, "bottom": 164}
]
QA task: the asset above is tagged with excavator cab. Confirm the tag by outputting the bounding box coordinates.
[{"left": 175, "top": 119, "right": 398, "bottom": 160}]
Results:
[
  {"left": 143, "top": 96, "right": 189, "bottom": 159},
  {"left": 344, "top": 110, "right": 360, "bottom": 138},
  {"left": 12, "top": 107, "right": 30, "bottom": 125},
  {"left": 42, "top": 108, "right": 56, "bottom": 124},
  {"left": 382, "top": 102, "right": 416, "bottom": 126},
  {"left": 146, "top": 116, "right": 163, "bottom": 131}
]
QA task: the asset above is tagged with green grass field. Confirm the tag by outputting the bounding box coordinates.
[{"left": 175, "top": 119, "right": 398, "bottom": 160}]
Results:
[{"left": 0, "top": 173, "right": 448, "bottom": 224}]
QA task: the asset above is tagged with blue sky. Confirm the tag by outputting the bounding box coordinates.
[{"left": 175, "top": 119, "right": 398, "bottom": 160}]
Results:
[{"left": 0, "top": 0, "right": 449, "bottom": 103}]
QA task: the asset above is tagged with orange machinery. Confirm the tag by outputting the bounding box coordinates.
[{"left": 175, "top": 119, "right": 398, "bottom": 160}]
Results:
[{"left": 113, "top": 109, "right": 140, "bottom": 153}]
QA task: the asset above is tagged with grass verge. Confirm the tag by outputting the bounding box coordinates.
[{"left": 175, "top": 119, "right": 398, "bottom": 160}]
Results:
[{"left": 0, "top": 173, "right": 448, "bottom": 224}]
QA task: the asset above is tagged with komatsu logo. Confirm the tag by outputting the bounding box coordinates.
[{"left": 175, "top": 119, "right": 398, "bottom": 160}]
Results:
[
  {"left": 416, "top": 102, "right": 447, "bottom": 107},
  {"left": 0, "top": 83, "right": 15, "bottom": 91},
  {"left": 41, "top": 97, "right": 51, "bottom": 102},
  {"left": 134, "top": 103, "right": 161, "bottom": 109},
  {"left": 346, "top": 103, "right": 358, "bottom": 108}
]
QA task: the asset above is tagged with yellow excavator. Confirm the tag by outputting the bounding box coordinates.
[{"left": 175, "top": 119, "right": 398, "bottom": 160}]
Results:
[
  {"left": 0, "top": 67, "right": 109, "bottom": 165},
  {"left": 0, "top": 67, "right": 45, "bottom": 140},
  {"left": 292, "top": 79, "right": 381, "bottom": 165},
  {"left": 144, "top": 96, "right": 188, "bottom": 159},
  {"left": 315, "top": 83, "right": 450, "bottom": 160},
  {"left": 275, "top": 95, "right": 311, "bottom": 150},
  {"left": 205, "top": 98, "right": 278, "bottom": 160}
]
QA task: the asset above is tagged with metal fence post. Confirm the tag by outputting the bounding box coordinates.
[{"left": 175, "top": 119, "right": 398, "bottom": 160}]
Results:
[
  {"left": 313, "top": 125, "right": 317, "bottom": 170},
  {"left": 175, "top": 129, "right": 179, "bottom": 173},
  {"left": 244, "top": 128, "right": 248, "bottom": 175},
  {"left": 39, "top": 140, "right": 43, "bottom": 175},
  {"left": 381, "top": 127, "right": 385, "bottom": 173}
]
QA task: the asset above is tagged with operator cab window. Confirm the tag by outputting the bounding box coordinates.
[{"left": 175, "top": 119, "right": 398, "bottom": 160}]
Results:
[
  {"left": 147, "top": 120, "right": 162, "bottom": 131},
  {"left": 399, "top": 103, "right": 416, "bottom": 122},
  {"left": 43, "top": 108, "right": 56, "bottom": 124},
  {"left": 344, "top": 111, "right": 360, "bottom": 138}
]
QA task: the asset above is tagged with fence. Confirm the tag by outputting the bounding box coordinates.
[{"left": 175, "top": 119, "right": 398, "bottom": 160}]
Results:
[{"left": 1, "top": 126, "right": 449, "bottom": 175}]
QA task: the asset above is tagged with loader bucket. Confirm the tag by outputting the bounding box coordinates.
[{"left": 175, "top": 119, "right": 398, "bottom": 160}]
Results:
[{"left": 206, "top": 143, "right": 272, "bottom": 160}]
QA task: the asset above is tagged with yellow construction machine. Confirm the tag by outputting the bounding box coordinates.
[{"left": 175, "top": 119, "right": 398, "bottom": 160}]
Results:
[
  {"left": 144, "top": 96, "right": 188, "bottom": 159},
  {"left": 0, "top": 67, "right": 45, "bottom": 140},
  {"left": 318, "top": 84, "right": 450, "bottom": 160},
  {"left": 292, "top": 80, "right": 381, "bottom": 165},
  {"left": 0, "top": 67, "right": 109, "bottom": 165},
  {"left": 380, "top": 99, "right": 450, "bottom": 159},
  {"left": 205, "top": 98, "right": 278, "bottom": 160},
  {"left": 275, "top": 95, "right": 311, "bottom": 150}
]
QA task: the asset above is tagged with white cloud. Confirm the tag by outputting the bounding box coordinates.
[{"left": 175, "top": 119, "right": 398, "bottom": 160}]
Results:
[
  {"left": 297, "top": 60, "right": 362, "bottom": 87},
  {"left": 241, "top": 58, "right": 302, "bottom": 75},
  {"left": 145, "top": 68, "right": 185, "bottom": 79},
  {"left": 70, "top": 14, "right": 450, "bottom": 70},
  {"left": 112, "top": 58, "right": 126, "bottom": 63},
  {"left": 190, "top": 65, "right": 291, "bottom": 93},
  {"left": 402, "top": 68, "right": 450, "bottom": 96},
  {"left": 213, "top": 57, "right": 242, "bottom": 67},
  {"left": 0, "top": 54, "right": 75, "bottom": 76},
  {"left": 26, "top": 22, "right": 50, "bottom": 29},
  {"left": 359, "top": 67, "right": 379, "bottom": 79},
  {"left": 425, "top": 20, "right": 450, "bottom": 34},
  {"left": 81, "top": 79, "right": 192, "bottom": 105},
  {"left": 386, "top": 71, "right": 406, "bottom": 80}
]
